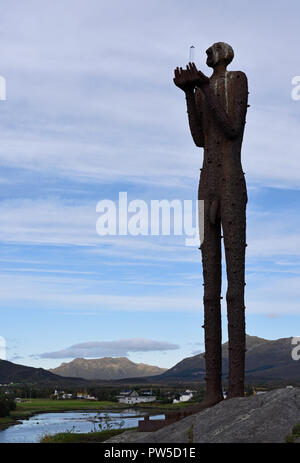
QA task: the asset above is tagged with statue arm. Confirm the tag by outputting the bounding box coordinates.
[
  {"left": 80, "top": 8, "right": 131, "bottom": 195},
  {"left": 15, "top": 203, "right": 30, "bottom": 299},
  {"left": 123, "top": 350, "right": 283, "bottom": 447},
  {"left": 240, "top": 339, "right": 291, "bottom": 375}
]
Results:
[
  {"left": 231, "top": 71, "right": 248, "bottom": 137},
  {"left": 173, "top": 65, "right": 204, "bottom": 147},
  {"left": 201, "top": 72, "right": 248, "bottom": 139},
  {"left": 185, "top": 89, "right": 204, "bottom": 148}
]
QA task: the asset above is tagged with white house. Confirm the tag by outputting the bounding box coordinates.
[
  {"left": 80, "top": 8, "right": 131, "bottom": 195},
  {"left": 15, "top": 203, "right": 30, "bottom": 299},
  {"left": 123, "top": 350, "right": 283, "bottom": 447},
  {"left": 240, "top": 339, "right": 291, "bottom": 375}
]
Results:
[
  {"left": 53, "top": 390, "right": 73, "bottom": 400},
  {"left": 117, "top": 390, "right": 156, "bottom": 404},
  {"left": 173, "top": 390, "right": 194, "bottom": 404},
  {"left": 76, "top": 392, "right": 97, "bottom": 400}
]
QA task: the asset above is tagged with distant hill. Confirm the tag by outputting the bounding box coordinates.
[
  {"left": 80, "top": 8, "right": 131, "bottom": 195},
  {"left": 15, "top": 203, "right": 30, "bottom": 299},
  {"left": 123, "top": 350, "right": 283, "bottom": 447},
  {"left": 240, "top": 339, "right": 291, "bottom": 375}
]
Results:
[
  {"left": 0, "top": 359, "right": 86, "bottom": 386},
  {"left": 2, "top": 335, "right": 299, "bottom": 387},
  {"left": 161, "top": 335, "right": 300, "bottom": 383},
  {"left": 49, "top": 357, "right": 167, "bottom": 380}
]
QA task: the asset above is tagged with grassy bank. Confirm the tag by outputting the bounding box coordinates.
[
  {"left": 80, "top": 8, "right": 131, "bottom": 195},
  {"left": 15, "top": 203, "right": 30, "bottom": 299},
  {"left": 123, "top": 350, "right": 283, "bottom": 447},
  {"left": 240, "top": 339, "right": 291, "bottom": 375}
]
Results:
[
  {"left": 0, "top": 416, "right": 16, "bottom": 426},
  {"left": 40, "top": 427, "right": 137, "bottom": 443}
]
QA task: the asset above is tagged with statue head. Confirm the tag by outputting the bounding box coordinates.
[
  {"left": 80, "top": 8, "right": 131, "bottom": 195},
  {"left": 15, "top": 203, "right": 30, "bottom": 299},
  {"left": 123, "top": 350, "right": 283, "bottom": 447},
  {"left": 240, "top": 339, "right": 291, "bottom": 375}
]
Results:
[{"left": 206, "top": 42, "right": 234, "bottom": 69}]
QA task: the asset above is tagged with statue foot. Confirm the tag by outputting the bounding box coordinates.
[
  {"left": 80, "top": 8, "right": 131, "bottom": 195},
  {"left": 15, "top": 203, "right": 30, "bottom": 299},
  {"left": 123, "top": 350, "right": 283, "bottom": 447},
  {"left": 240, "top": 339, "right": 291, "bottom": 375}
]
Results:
[
  {"left": 226, "top": 392, "right": 245, "bottom": 400},
  {"left": 199, "top": 395, "right": 224, "bottom": 409},
  {"left": 182, "top": 395, "right": 223, "bottom": 416}
]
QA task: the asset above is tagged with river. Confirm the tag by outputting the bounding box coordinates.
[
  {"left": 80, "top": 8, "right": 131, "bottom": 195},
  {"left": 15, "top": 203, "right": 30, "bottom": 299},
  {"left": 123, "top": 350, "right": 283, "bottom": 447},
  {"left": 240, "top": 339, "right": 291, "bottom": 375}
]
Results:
[{"left": 0, "top": 409, "right": 164, "bottom": 443}]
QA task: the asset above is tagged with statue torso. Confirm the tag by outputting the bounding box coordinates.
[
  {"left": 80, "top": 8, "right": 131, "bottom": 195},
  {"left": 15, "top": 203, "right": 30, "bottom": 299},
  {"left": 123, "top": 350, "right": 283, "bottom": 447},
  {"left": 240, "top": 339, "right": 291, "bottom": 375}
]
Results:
[{"left": 196, "top": 71, "right": 247, "bottom": 202}]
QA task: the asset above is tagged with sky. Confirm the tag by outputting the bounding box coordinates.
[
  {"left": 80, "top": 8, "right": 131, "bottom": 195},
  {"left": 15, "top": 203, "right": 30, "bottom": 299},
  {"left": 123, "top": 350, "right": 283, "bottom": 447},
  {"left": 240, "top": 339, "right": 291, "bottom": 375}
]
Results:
[{"left": 0, "top": 0, "right": 300, "bottom": 370}]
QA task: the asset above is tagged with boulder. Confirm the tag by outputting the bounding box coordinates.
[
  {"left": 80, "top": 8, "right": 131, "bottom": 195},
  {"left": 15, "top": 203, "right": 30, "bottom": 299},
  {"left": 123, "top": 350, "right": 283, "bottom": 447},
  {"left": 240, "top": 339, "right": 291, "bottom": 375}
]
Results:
[{"left": 105, "top": 388, "right": 300, "bottom": 443}]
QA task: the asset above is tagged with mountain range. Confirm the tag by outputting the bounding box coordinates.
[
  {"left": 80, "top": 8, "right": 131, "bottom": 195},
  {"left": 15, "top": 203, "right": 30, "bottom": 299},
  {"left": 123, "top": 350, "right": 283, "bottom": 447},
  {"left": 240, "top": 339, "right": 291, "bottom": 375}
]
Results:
[
  {"left": 49, "top": 357, "right": 167, "bottom": 380},
  {"left": 160, "top": 334, "right": 300, "bottom": 383},
  {"left": 0, "top": 359, "right": 86, "bottom": 386},
  {"left": 1, "top": 335, "right": 299, "bottom": 386}
]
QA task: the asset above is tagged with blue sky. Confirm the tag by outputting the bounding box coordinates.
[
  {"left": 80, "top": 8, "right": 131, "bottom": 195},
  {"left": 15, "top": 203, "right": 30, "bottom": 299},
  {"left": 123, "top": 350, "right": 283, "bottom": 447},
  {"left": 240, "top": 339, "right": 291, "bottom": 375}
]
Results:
[{"left": 0, "top": 0, "right": 300, "bottom": 370}]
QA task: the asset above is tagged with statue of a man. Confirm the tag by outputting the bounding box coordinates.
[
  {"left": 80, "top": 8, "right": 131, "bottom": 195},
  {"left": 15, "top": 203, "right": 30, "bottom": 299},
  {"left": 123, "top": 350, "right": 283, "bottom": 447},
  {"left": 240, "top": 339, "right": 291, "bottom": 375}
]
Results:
[{"left": 174, "top": 42, "right": 248, "bottom": 405}]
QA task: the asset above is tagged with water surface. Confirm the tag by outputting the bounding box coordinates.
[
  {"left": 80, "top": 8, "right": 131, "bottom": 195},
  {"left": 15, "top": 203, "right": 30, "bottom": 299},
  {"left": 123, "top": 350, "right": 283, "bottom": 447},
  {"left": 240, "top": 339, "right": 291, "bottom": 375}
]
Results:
[{"left": 0, "top": 409, "right": 164, "bottom": 443}]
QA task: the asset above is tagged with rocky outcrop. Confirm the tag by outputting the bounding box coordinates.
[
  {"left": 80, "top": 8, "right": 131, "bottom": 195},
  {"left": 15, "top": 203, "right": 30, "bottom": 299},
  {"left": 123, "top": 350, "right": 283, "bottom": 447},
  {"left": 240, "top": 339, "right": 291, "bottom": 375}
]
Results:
[{"left": 105, "top": 388, "right": 300, "bottom": 443}]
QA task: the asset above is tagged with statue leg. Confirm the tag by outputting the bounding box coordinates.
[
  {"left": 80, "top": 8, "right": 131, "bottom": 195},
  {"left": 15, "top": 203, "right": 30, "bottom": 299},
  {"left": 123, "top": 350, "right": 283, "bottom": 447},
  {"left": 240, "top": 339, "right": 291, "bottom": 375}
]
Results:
[
  {"left": 201, "top": 199, "right": 223, "bottom": 405},
  {"left": 221, "top": 198, "right": 247, "bottom": 398}
]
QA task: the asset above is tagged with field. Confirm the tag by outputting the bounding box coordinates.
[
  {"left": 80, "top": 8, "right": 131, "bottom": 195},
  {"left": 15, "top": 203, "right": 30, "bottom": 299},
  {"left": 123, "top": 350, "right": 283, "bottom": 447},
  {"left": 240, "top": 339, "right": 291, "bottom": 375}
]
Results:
[
  {"left": 14, "top": 398, "right": 124, "bottom": 413},
  {"left": 15, "top": 397, "right": 197, "bottom": 414}
]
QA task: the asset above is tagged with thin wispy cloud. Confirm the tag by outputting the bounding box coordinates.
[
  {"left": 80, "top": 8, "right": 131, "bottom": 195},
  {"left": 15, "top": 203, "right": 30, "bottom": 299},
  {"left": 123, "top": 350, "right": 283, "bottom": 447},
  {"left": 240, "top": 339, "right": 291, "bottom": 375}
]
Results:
[
  {"left": 39, "top": 338, "right": 180, "bottom": 359},
  {"left": 0, "top": 0, "right": 299, "bottom": 369},
  {"left": 0, "top": 1, "right": 299, "bottom": 189}
]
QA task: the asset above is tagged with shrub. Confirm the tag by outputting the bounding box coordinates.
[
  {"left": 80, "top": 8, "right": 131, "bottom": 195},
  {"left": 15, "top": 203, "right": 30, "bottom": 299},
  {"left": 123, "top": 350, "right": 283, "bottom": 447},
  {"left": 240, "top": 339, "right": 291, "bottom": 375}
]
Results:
[
  {"left": 285, "top": 423, "right": 300, "bottom": 443},
  {"left": 0, "top": 397, "right": 17, "bottom": 417},
  {"left": 292, "top": 423, "right": 300, "bottom": 436},
  {"left": 0, "top": 399, "right": 10, "bottom": 417}
]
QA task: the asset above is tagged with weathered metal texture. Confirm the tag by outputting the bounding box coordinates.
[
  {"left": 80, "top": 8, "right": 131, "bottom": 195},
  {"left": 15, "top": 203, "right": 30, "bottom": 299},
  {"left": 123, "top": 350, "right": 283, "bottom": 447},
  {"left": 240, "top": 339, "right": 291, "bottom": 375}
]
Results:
[
  {"left": 174, "top": 42, "right": 248, "bottom": 404},
  {"left": 138, "top": 403, "right": 210, "bottom": 432}
]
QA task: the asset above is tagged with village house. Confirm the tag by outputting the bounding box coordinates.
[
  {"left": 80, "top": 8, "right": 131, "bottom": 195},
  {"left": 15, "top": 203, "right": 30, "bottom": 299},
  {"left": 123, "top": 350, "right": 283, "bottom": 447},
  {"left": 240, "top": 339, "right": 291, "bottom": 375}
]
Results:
[
  {"left": 76, "top": 392, "right": 97, "bottom": 400},
  {"left": 172, "top": 390, "right": 195, "bottom": 404},
  {"left": 52, "top": 389, "right": 73, "bottom": 400},
  {"left": 117, "top": 390, "right": 156, "bottom": 404}
]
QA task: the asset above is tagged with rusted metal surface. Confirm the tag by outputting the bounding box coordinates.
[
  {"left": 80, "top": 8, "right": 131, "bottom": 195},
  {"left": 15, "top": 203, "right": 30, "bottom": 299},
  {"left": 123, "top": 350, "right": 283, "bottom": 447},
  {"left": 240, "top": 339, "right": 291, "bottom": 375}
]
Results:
[
  {"left": 138, "top": 403, "right": 208, "bottom": 432},
  {"left": 174, "top": 42, "right": 248, "bottom": 404},
  {"left": 138, "top": 415, "right": 176, "bottom": 432}
]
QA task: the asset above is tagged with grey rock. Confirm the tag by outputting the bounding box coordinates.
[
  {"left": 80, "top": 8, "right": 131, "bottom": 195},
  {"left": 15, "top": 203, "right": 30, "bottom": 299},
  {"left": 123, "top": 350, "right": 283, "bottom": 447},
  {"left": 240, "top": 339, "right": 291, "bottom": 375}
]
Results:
[
  {"left": 105, "top": 388, "right": 300, "bottom": 443},
  {"left": 105, "top": 430, "right": 152, "bottom": 443}
]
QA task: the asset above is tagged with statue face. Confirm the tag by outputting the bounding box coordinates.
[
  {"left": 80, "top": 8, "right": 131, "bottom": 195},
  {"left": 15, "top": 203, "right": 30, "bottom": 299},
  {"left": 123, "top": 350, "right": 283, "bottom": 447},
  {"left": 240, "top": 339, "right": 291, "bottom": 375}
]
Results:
[
  {"left": 206, "top": 42, "right": 234, "bottom": 68},
  {"left": 206, "top": 46, "right": 216, "bottom": 68}
]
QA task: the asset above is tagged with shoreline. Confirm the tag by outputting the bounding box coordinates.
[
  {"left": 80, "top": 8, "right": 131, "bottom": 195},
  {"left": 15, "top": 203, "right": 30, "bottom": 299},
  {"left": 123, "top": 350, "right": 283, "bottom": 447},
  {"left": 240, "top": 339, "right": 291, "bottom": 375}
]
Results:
[{"left": 0, "top": 403, "right": 174, "bottom": 432}]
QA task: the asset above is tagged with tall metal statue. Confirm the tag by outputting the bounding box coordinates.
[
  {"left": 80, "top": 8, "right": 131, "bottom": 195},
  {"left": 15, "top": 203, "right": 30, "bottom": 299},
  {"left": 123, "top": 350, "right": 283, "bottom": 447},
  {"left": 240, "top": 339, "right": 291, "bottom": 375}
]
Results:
[{"left": 174, "top": 42, "right": 248, "bottom": 405}]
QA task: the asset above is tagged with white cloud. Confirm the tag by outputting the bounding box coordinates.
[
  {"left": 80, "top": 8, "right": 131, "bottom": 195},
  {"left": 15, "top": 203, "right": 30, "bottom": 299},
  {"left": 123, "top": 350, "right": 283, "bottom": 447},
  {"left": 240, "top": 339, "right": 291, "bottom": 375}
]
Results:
[
  {"left": 0, "top": 196, "right": 299, "bottom": 318},
  {"left": 1, "top": 197, "right": 299, "bottom": 261},
  {"left": 244, "top": 107, "right": 300, "bottom": 187},
  {"left": 0, "top": 271, "right": 202, "bottom": 312},
  {"left": 0, "top": 0, "right": 299, "bottom": 189},
  {"left": 0, "top": 198, "right": 97, "bottom": 246},
  {"left": 1, "top": 1, "right": 300, "bottom": 360},
  {"left": 0, "top": 197, "right": 200, "bottom": 267},
  {"left": 39, "top": 337, "right": 180, "bottom": 359}
]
